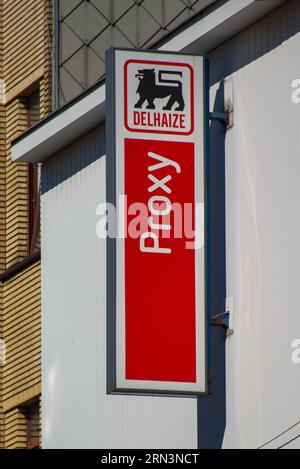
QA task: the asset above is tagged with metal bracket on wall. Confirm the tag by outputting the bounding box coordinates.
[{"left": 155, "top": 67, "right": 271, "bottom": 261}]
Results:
[
  {"left": 209, "top": 78, "right": 234, "bottom": 129},
  {"left": 210, "top": 310, "right": 233, "bottom": 337},
  {"left": 210, "top": 311, "right": 230, "bottom": 328},
  {"left": 209, "top": 111, "right": 230, "bottom": 127}
]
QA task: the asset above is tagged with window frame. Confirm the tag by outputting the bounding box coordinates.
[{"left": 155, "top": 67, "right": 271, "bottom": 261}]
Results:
[
  {"left": 24, "top": 87, "right": 41, "bottom": 257},
  {"left": 23, "top": 401, "right": 40, "bottom": 449}
]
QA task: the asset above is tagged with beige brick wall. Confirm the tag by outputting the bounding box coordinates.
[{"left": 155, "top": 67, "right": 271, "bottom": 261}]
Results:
[{"left": 0, "top": 0, "right": 53, "bottom": 448}]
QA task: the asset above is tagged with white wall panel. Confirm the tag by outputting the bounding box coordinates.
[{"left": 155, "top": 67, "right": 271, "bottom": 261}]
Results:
[
  {"left": 41, "top": 155, "right": 197, "bottom": 449},
  {"left": 209, "top": 0, "right": 300, "bottom": 449}
]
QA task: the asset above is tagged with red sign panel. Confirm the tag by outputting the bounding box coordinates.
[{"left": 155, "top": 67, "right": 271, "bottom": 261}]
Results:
[{"left": 125, "top": 138, "right": 196, "bottom": 382}]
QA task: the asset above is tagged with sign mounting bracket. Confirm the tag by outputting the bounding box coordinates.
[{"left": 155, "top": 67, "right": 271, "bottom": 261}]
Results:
[{"left": 210, "top": 296, "right": 234, "bottom": 337}]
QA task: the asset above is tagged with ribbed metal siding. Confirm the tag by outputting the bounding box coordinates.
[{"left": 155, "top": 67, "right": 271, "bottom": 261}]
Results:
[
  {"left": 41, "top": 125, "right": 198, "bottom": 448},
  {"left": 42, "top": 125, "right": 106, "bottom": 194}
]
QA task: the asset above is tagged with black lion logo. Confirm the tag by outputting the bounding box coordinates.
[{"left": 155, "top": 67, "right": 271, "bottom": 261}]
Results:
[{"left": 134, "top": 69, "right": 185, "bottom": 111}]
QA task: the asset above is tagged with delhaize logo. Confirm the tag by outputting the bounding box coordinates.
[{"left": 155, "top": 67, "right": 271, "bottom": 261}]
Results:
[{"left": 124, "top": 60, "right": 194, "bottom": 135}]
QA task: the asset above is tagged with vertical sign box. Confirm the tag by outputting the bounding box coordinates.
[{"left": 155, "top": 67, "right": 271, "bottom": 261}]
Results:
[{"left": 106, "top": 48, "right": 209, "bottom": 395}]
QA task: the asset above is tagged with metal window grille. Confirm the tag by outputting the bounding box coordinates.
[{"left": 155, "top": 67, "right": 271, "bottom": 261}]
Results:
[{"left": 56, "top": 0, "right": 217, "bottom": 105}]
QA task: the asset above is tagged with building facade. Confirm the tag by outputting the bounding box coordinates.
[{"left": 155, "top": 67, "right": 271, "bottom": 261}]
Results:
[
  {"left": 0, "top": 0, "right": 52, "bottom": 448},
  {"left": 8, "top": 0, "right": 300, "bottom": 449},
  {"left": 0, "top": 0, "right": 217, "bottom": 449}
]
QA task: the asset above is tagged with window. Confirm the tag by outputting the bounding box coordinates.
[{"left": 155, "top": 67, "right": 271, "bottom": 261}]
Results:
[
  {"left": 25, "top": 90, "right": 41, "bottom": 255},
  {"left": 24, "top": 401, "right": 40, "bottom": 449},
  {"left": 28, "top": 163, "right": 41, "bottom": 255}
]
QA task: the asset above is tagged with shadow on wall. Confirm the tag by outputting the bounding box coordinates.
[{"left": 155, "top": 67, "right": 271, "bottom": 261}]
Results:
[{"left": 197, "top": 81, "right": 226, "bottom": 449}]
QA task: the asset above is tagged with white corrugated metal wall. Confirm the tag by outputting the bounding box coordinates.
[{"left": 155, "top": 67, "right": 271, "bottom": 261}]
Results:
[
  {"left": 41, "top": 0, "right": 300, "bottom": 449},
  {"left": 41, "top": 128, "right": 198, "bottom": 449}
]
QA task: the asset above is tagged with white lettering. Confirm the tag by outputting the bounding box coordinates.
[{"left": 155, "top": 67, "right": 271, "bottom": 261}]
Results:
[
  {"left": 148, "top": 151, "right": 181, "bottom": 174},
  {"left": 291, "top": 79, "right": 300, "bottom": 104},
  {"left": 148, "top": 216, "right": 171, "bottom": 231},
  {"left": 148, "top": 174, "right": 172, "bottom": 194},
  {"left": 291, "top": 339, "right": 300, "bottom": 364},
  {"left": 140, "top": 232, "right": 171, "bottom": 254},
  {"left": 148, "top": 196, "right": 172, "bottom": 216}
]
